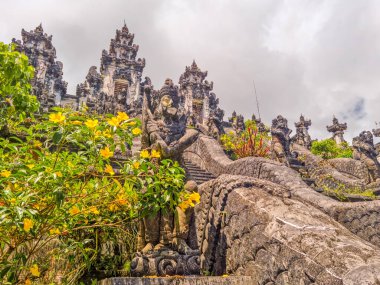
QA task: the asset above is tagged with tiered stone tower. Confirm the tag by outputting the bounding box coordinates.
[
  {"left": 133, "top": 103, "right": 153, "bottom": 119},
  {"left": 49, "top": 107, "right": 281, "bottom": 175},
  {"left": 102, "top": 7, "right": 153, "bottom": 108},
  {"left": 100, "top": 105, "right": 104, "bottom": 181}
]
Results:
[
  {"left": 77, "top": 23, "right": 145, "bottom": 115},
  {"left": 179, "top": 61, "right": 224, "bottom": 130},
  {"left": 12, "top": 24, "right": 68, "bottom": 111},
  {"left": 327, "top": 116, "right": 347, "bottom": 145}
]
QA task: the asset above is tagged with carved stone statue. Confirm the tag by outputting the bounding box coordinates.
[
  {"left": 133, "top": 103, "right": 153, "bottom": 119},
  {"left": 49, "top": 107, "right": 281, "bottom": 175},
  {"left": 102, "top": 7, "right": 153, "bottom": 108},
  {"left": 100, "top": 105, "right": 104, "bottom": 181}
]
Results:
[
  {"left": 271, "top": 115, "right": 292, "bottom": 165},
  {"left": 292, "top": 115, "right": 312, "bottom": 149},
  {"left": 327, "top": 116, "right": 347, "bottom": 145},
  {"left": 352, "top": 131, "right": 380, "bottom": 182},
  {"left": 142, "top": 78, "right": 199, "bottom": 160},
  {"left": 132, "top": 181, "right": 200, "bottom": 276}
]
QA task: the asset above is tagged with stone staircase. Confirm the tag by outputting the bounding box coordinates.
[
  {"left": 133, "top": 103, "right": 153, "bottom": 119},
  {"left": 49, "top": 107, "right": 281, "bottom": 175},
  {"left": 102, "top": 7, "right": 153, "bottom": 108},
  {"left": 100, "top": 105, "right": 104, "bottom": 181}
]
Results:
[{"left": 183, "top": 159, "right": 216, "bottom": 184}]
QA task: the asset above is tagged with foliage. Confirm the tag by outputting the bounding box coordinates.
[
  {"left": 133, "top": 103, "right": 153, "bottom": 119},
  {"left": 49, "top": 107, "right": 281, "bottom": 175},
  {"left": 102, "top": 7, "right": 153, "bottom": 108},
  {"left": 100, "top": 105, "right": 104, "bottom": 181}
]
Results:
[
  {"left": 0, "top": 109, "right": 192, "bottom": 284},
  {"left": 221, "top": 120, "right": 270, "bottom": 159},
  {"left": 0, "top": 42, "right": 39, "bottom": 131},
  {"left": 311, "top": 139, "right": 353, "bottom": 159},
  {"left": 320, "top": 175, "right": 376, "bottom": 201}
]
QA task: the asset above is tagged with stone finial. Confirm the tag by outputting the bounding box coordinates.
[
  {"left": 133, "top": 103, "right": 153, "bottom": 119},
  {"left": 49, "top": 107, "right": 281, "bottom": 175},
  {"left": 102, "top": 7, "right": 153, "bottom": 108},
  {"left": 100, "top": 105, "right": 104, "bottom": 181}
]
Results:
[
  {"left": 292, "top": 114, "right": 312, "bottom": 149},
  {"left": 327, "top": 116, "right": 347, "bottom": 145}
]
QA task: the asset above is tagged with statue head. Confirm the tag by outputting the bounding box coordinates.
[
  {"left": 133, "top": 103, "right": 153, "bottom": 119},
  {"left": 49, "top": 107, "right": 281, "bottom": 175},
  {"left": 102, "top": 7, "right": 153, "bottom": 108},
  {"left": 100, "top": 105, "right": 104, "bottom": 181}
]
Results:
[
  {"left": 359, "top": 131, "right": 374, "bottom": 145},
  {"left": 272, "top": 115, "right": 288, "bottom": 129}
]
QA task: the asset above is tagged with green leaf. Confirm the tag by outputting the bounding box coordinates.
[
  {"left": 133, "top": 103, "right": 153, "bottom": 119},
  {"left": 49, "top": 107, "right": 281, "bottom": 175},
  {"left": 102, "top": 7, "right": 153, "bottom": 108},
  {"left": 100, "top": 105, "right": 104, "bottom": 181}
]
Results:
[{"left": 53, "top": 131, "right": 63, "bottom": 144}]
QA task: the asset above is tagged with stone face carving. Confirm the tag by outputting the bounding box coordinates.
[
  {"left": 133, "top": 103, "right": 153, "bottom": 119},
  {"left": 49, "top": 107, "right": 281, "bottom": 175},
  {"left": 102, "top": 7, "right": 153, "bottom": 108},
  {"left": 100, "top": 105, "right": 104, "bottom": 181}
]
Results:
[
  {"left": 270, "top": 115, "right": 292, "bottom": 164},
  {"left": 228, "top": 111, "right": 245, "bottom": 134},
  {"left": 12, "top": 24, "right": 68, "bottom": 111},
  {"left": 133, "top": 181, "right": 200, "bottom": 277},
  {"left": 292, "top": 115, "right": 312, "bottom": 149},
  {"left": 353, "top": 131, "right": 380, "bottom": 182},
  {"left": 77, "top": 24, "right": 145, "bottom": 115},
  {"left": 327, "top": 116, "right": 347, "bottom": 145},
  {"left": 179, "top": 61, "right": 224, "bottom": 137},
  {"left": 142, "top": 78, "right": 199, "bottom": 159}
]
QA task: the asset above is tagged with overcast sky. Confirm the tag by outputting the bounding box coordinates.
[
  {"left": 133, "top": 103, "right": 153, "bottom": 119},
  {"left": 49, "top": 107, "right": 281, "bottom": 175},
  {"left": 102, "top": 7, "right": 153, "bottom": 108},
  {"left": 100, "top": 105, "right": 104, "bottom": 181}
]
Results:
[{"left": 1, "top": 0, "right": 380, "bottom": 142}]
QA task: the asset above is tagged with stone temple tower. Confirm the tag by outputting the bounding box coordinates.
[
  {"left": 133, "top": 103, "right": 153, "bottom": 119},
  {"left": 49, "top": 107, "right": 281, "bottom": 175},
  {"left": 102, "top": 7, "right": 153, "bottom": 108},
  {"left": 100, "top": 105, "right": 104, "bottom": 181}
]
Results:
[
  {"left": 12, "top": 24, "right": 68, "bottom": 111},
  {"left": 77, "top": 23, "right": 146, "bottom": 115},
  {"left": 179, "top": 61, "right": 224, "bottom": 130}
]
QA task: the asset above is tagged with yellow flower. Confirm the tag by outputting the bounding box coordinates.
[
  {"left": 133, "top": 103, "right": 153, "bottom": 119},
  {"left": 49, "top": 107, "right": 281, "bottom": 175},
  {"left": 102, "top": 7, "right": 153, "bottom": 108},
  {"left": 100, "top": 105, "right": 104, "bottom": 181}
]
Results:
[
  {"left": 151, "top": 150, "right": 161, "bottom": 158},
  {"left": 103, "top": 130, "right": 112, "bottom": 138},
  {"left": 125, "top": 121, "right": 136, "bottom": 126},
  {"left": 26, "top": 164, "right": 35, "bottom": 169},
  {"left": 88, "top": 206, "right": 100, "bottom": 215},
  {"left": 33, "top": 140, "right": 42, "bottom": 147},
  {"left": 109, "top": 203, "right": 119, "bottom": 212},
  {"left": 94, "top": 130, "right": 102, "bottom": 138},
  {"left": 132, "top": 128, "right": 142, "bottom": 135},
  {"left": 49, "top": 112, "right": 66, "bottom": 124},
  {"left": 116, "top": 193, "right": 128, "bottom": 206},
  {"left": 140, "top": 150, "right": 150, "bottom": 159},
  {"left": 189, "top": 192, "right": 201, "bottom": 203},
  {"left": 49, "top": 228, "right": 61, "bottom": 235},
  {"left": 69, "top": 205, "right": 80, "bottom": 216},
  {"left": 178, "top": 200, "right": 190, "bottom": 211},
  {"left": 117, "top": 111, "right": 129, "bottom": 121},
  {"left": 71, "top": 120, "right": 82, "bottom": 125},
  {"left": 1, "top": 170, "right": 11, "bottom": 178},
  {"left": 30, "top": 264, "right": 40, "bottom": 277},
  {"left": 107, "top": 117, "right": 120, "bottom": 127},
  {"left": 100, "top": 147, "right": 113, "bottom": 159},
  {"left": 25, "top": 278, "right": 32, "bottom": 285},
  {"left": 132, "top": 161, "right": 140, "bottom": 169},
  {"left": 23, "top": 218, "right": 34, "bottom": 232},
  {"left": 85, "top": 119, "right": 98, "bottom": 129},
  {"left": 104, "top": 164, "right": 115, "bottom": 175},
  {"left": 10, "top": 198, "right": 16, "bottom": 204},
  {"left": 55, "top": 171, "right": 63, "bottom": 177}
]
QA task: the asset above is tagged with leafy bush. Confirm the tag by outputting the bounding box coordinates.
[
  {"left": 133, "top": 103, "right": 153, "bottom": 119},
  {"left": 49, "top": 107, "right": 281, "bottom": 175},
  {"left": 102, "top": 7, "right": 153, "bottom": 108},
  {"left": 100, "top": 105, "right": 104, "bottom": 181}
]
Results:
[
  {"left": 221, "top": 120, "right": 270, "bottom": 159},
  {"left": 0, "top": 42, "right": 39, "bottom": 133},
  {"left": 311, "top": 139, "right": 353, "bottom": 159},
  {"left": 0, "top": 109, "right": 193, "bottom": 284}
]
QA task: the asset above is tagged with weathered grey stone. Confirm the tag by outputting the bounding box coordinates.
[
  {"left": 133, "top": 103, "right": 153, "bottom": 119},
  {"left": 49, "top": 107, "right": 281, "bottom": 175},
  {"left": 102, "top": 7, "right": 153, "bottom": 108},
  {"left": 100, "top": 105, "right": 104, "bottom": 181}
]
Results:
[
  {"left": 99, "top": 276, "right": 256, "bottom": 285},
  {"left": 183, "top": 135, "right": 380, "bottom": 248},
  {"left": 195, "top": 175, "right": 380, "bottom": 284}
]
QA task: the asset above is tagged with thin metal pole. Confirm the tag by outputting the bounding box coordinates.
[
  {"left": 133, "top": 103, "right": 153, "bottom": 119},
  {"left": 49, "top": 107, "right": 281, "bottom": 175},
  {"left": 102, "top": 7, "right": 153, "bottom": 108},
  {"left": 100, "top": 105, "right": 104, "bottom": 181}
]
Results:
[{"left": 253, "top": 79, "right": 261, "bottom": 120}]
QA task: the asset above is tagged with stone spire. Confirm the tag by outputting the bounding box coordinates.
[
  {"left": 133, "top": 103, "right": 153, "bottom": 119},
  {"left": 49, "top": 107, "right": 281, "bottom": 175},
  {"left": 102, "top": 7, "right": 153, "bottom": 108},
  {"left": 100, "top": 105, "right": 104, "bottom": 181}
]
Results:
[
  {"left": 326, "top": 116, "right": 347, "bottom": 145},
  {"left": 179, "top": 61, "right": 224, "bottom": 135},
  {"left": 77, "top": 23, "right": 146, "bottom": 116},
  {"left": 292, "top": 115, "right": 312, "bottom": 149},
  {"left": 12, "top": 24, "right": 68, "bottom": 111}
]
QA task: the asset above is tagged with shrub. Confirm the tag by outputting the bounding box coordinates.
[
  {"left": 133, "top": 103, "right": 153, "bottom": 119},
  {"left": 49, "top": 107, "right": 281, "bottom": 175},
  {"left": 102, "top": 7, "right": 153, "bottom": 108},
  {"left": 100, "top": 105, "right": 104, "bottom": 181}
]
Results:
[
  {"left": 0, "top": 109, "right": 192, "bottom": 284},
  {"left": 311, "top": 139, "right": 353, "bottom": 159},
  {"left": 0, "top": 42, "right": 39, "bottom": 133},
  {"left": 221, "top": 120, "right": 270, "bottom": 159}
]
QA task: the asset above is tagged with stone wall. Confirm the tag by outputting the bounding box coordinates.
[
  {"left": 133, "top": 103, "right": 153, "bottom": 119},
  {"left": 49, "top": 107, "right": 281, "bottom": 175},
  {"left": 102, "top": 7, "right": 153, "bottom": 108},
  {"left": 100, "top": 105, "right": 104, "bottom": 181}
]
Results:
[
  {"left": 195, "top": 175, "right": 380, "bottom": 284},
  {"left": 184, "top": 135, "right": 380, "bottom": 248},
  {"left": 328, "top": 158, "right": 370, "bottom": 183}
]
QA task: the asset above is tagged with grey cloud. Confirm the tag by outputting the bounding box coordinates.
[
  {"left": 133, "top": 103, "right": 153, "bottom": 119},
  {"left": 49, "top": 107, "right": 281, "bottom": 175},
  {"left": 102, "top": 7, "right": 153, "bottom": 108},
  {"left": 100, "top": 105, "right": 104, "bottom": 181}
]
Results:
[{"left": 1, "top": 0, "right": 380, "bottom": 143}]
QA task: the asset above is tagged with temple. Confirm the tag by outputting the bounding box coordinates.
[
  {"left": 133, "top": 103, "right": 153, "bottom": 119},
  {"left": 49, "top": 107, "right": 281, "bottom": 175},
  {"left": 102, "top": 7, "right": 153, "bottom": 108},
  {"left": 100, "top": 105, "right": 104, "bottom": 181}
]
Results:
[
  {"left": 179, "top": 61, "right": 224, "bottom": 133},
  {"left": 76, "top": 23, "right": 146, "bottom": 116},
  {"left": 12, "top": 24, "right": 68, "bottom": 111}
]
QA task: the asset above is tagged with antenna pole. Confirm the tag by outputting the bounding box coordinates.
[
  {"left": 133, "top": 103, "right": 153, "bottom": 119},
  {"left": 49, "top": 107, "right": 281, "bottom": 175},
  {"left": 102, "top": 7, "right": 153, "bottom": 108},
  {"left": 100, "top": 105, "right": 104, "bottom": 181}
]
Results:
[{"left": 253, "top": 79, "right": 261, "bottom": 120}]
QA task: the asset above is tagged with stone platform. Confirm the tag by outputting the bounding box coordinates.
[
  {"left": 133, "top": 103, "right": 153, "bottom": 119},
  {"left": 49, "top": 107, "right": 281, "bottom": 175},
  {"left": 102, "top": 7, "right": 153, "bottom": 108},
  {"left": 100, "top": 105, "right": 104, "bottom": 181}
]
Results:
[{"left": 99, "top": 276, "right": 255, "bottom": 285}]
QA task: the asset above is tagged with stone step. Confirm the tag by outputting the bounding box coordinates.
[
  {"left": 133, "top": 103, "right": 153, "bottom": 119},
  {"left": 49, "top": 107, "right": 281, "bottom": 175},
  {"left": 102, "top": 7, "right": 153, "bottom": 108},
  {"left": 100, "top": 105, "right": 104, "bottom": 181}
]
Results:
[{"left": 183, "top": 159, "right": 217, "bottom": 184}]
